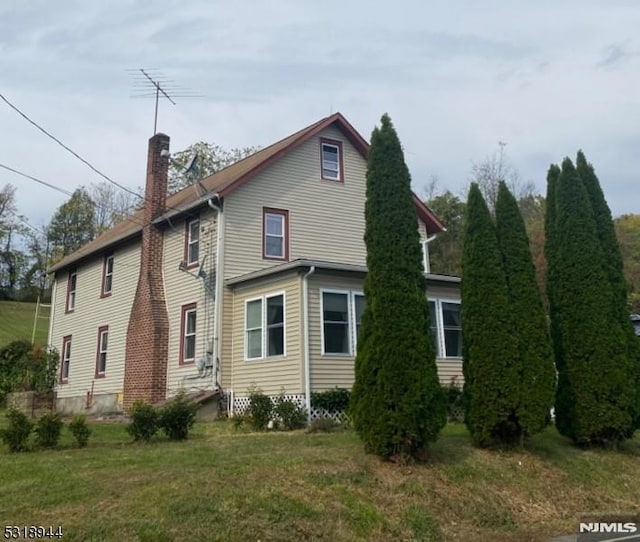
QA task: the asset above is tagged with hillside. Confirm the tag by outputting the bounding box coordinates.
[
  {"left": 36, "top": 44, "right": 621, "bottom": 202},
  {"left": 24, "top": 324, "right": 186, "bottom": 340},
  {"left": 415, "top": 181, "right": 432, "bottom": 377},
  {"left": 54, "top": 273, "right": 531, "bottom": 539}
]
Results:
[{"left": 0, "top": 300, "right": 50, "bottom": 347}]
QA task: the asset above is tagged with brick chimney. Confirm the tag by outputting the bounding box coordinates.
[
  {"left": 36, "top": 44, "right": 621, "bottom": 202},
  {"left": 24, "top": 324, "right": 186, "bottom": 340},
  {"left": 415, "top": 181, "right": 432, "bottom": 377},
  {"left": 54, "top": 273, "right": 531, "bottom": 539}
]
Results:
[{"left": 123, "top": 133, "right": 171, "bottom": 409}]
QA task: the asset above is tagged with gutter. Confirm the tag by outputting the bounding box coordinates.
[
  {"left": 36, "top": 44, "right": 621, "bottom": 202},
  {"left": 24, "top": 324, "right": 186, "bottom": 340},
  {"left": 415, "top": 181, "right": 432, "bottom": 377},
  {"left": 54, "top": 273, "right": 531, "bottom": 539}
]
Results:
[
  {"left": 207, "top": 194, "right": 224, "bottom": 391},
  {"left": 301, "top": 265, "right": 316, "bottom": 420}
]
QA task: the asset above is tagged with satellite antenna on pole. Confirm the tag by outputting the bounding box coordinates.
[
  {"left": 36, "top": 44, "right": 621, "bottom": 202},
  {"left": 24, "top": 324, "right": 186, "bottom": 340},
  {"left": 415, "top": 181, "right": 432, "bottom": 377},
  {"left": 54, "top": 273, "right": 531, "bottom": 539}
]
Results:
[{"left": 128, "top": 68, "right": 203, "bottom": 134}]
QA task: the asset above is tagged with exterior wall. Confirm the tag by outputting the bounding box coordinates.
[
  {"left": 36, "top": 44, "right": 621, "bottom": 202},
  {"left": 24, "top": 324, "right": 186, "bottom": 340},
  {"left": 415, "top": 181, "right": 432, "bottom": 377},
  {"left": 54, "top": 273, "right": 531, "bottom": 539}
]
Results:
[
  {"left": 228, "top": 272, "right": 302, "bottom": 398},
  {"left": 223, "top": 126, "right": 368, "bottom": 279},
  {"left": 163, "top": 208, "right": 218, "bottom": 395},
  {"left": 50, "top": 241, "right": 141, "bottom": 409}
]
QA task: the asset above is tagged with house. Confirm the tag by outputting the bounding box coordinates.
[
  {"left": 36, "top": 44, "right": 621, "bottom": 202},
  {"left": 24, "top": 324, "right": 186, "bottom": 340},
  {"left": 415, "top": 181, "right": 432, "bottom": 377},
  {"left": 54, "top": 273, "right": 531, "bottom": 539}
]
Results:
[{"left": 47, "top": 113, "right": 462, "bottom": 417}]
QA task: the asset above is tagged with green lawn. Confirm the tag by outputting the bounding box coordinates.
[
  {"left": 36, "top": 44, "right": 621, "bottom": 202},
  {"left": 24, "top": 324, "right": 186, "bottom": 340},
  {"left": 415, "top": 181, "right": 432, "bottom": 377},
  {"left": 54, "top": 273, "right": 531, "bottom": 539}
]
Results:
[
  {"left": 0, "top": 300, "right": 50, "bottom": 347},
  {"left": 1, "top": 419, "right": 639, "bottom": 541}
]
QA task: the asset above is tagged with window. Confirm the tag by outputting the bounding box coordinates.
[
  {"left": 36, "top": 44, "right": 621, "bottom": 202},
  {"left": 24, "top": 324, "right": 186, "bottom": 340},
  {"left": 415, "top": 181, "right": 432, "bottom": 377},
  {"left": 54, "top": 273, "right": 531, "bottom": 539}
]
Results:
[
  {"left": 263, "top": 208, "right": 289, "bottom": 260},
  {"left": 101, "top": 254, "right": 114, "bottom": 297},
  {"left": 66, "top": 270, "right": 77, "bottom": 312},
  {"left": 320, "top": 139, "right": 343, "bottom": 181},
  {"left": 60, "top": 335, "right": 72, "bottom": 383},
  {"left": 185, "top": 218, "right": 200, "bottom": 267},
  {"left": 95, "top": 326, "right": 108, "bottom": 377},
  {"left": 180, "top": 303, "right": 197, "bottom": 364},
  {"left": 245, "top": 293, "right": 286, "bottom": 360},
  {"left": 321, "top": 290, "right": 364, "bottom": 355},
  {"left": 429, "top": 299, "right": 462, "bottom": 358}
]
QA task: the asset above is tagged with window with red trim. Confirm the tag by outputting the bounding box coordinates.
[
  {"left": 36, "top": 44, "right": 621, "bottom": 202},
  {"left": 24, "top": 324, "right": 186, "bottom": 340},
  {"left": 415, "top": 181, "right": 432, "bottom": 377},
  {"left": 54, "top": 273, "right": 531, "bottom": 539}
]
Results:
[
  {"left": 262, "top": 208, "right": 289, "bottom": 261},
  {"left": 66, "top": 270, "right": 77, "bottom": 313},
  {"left": 184, "top": 218, "right": 200, "bottom": 268},
  {"left": 95, "top": 326, "right": 108, "bottom": 377},
  {"left": 320, "top": 139, "right": 343, "bottom": 181},
  {"left": 101, "top": 253, "right": 114, "bottom": 297},
  {"left": 180, "top": 303, "right": 197, "bottom": 364},
  {"left": 60, "top": 335, "right": 72, "bottom": 383}
]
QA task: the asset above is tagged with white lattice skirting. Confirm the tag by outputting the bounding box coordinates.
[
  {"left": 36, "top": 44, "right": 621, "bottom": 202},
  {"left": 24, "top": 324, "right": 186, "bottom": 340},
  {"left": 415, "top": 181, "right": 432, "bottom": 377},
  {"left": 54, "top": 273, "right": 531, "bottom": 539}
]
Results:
[{"left": 232, "top": 394, "right": 348, "bottom": 422}]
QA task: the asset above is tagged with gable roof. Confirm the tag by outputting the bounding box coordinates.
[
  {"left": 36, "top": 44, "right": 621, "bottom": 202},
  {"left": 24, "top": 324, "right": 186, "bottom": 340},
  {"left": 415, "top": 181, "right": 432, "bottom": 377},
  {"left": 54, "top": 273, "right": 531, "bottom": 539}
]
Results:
[{"left": 50, "top": 112, "right": 444, "bottom": 273}]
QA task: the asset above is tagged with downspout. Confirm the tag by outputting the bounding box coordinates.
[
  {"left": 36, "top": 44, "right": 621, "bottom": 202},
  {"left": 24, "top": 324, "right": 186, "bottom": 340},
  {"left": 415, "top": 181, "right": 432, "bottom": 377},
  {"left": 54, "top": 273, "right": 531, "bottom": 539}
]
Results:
[
  {"left": 47, "top": 278, "right": 56, "bottom": 347},
  {"left": 207, "top": 195, "right": 224, "bottom": 392},
  {"left": 302, "top": 265, "right": 316, "bottom": 421}
]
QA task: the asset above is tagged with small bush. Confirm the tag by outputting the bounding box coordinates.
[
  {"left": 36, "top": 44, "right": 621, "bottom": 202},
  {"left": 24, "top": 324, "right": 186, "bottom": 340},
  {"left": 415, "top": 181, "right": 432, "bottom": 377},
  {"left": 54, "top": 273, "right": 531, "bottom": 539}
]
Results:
[
  {"left": 274, "top": 395, "right": 307, "bottom": 430},
  {"left": 307, "top": 416, "right": 340, "bottom": 433},
  {"left": 311, "top": 388, "right": 351, "bottom": 414},
  {"left": 35, "top": 411, "right": 63, "bottom": 448},
  {"left": 127, "top": 400, "right": 159, "bottom": 442},
  {"left": 69, "top": 414, "right": 91, "bottom": 448},
  {"left": 231, "top": 414, "right": 247, "bottom": 430},
  {"left": 159, "top": 391, "right": 198, "bottom": 441},
  {"left": 443, "top": 378, "right": 464, "bottom": 422},
  {"left": 247, "top": 388, "right": 273, "bottom": 431},
  {"left": 0, "top": 408, "right": 33, "bottom": 452}
]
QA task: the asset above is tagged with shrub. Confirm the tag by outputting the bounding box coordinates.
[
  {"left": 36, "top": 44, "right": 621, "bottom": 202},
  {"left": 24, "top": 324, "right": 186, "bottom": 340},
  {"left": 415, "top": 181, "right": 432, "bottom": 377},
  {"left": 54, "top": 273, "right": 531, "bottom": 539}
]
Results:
[
  {"left": 69, "top": 414, "right": 91, "bottom": 448},
  {"left": 311, "top": 388, "right": 351, "bottom": 414},
  {"left": 307, "top": 416, "right": 340, "bottom": 433},
  {"left": 247, "top": 388, "right": 273, "bottom": 431},
  {"left": 443, "top": 379, "right": 464, "bottom": 422},
  {"left": 0, "top": 408, "right": 33, "bottom": 452},
  {"left": 274, "top": 395, "right": 307, "bottom": 430},
  {"left": 127, "top": 400, "right": 159, "bottom": 442},
  {"left": 0, "top": 342, "right": 58, "bottom": 402},
  {"left": 35, "top": 411, "right": 63, "bottom": 448},
  {"left": 158, "top": 391, "right": 198, "bottom": 440}
]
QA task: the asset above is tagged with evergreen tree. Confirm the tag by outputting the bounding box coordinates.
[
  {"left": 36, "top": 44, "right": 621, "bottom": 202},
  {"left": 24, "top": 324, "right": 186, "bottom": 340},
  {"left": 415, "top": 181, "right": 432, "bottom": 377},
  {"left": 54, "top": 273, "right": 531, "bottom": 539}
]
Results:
[
  {"left": 550, "top": 158, "right": 635, "bottom": 445},
  {"left": 350, "top": 114, "right": 445, "bottom": 461},
  {"left": 461, "top": 183, "right": 520, "bottom": 446},
  {"left": 495, "top": 181, "right": 555, "bottom": 440}
]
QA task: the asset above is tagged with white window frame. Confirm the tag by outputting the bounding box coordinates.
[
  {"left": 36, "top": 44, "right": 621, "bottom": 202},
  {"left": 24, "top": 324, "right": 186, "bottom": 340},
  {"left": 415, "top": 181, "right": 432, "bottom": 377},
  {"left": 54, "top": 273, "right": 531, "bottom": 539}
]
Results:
[
  {"left": 429, "top": 298, "right": 462, "bottom": 359},
  {"left": 321, "top": 142, "right": 341, "bottom": 181},
  {"left": 181, "top": 304, "right": 197, "bottom": 364},
  {"left": 102, "top": 254, "right": 114, "bottom": 295},
  {"left": 264, "top": 212, "right": 286, "bottom": 259},
  {"left": 96, "top": 327, "right": 108, "bottom": 376},
  {"left": 61, "top": 336, "right": 71, "bottom": 382},
  {"left": 187, "top": 218, "right": 200, "bottom": 266},
  {"left": 320, "top": 289, "right": 364, "bottom": 356},
  {"left": 244, "top": 292, "right": 287, "bottom": 361},
  {"left": 67, "top": 271, "right": 77, "bottom": 312}
]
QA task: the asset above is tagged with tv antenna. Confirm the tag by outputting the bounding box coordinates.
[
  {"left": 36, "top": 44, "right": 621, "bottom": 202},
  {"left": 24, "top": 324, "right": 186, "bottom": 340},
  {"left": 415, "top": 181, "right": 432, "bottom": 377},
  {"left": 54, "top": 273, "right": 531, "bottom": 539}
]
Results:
[{"left": 128, "top": 68, "right": 203, "bottom": 134}]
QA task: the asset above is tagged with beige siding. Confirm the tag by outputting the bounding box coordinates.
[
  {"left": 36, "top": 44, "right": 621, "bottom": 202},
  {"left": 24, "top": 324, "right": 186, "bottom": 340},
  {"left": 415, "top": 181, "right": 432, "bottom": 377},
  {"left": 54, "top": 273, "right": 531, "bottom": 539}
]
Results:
[
  {"left": 163, "top": 208, "right": 218, "bottom": 394},
  {"left": 229, "top": 273, "right": 302, "bottom": 397},
  {"left": 223, "top": 126, "right": 369, "bottom": 279},
  {"left": 220, "top": 286, "right": 234, "bottom": 390},
  {"left": 51, "top": 241, "right": 140, "bottom": 400}
]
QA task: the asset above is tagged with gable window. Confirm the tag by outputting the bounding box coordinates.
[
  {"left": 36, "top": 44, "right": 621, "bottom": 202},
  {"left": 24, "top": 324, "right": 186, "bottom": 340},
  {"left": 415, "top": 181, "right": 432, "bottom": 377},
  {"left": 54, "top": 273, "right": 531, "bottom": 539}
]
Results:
[
  {"left": 185, "top": 218, "right": 200, "bottom": 268},
  {"left": 66, "top": 270, "right": 77, "bottom": 312},
  {"left": 429, "top": 299, "right": 462, "bottom": 358},
  {"left": 60, "top": 335, "right": 72, "bottom": 383},
  {"left": 95, "top": 326, "right": 108, "bottom": 377},
  {"left": 320, "top": 139, "right": 343, "bottom": 181},
  {"left": 245, "top": 293, "right": 286, "bottom": 360},
  {"left": 180, "top": 303, "right": 197, "bottom": 364},
  {"left": 102, "top": 253, "right": 114, "bottom": 297},
  {"left": 263, "top": 208, "right": 289, "bottom": 260}
]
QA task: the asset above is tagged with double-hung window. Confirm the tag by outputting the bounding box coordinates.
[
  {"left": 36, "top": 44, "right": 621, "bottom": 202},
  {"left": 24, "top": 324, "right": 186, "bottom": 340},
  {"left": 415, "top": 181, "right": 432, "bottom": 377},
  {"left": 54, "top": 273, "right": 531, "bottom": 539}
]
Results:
[
  {"left": 180, "top": 303, "right": 197, "bottom": 364},
  {"left": 263, "top": 208, "right": 289, "bottom": 260},
  {"left": 95, "top": 326, "right": 109, "bottom": 377},
  {"left": 60, "top": 335, "right": 72, "bottom": 383},
  {"left": 102, "top": 254, "right": 114, "bottom": 296},
  {"left": 428, "top": 299, "right": 462, "bottom": 358},
  {"left": 245, "top": 293, "right": 285, "bottom": 360},
  {"left": 66, "top": 270, "right": 77, "bottom": 312},
  {"left": 320, "top": 139, "right": 343, "bottom": 181},
  {"left": 321, "top": 290, "right": 365, "bottom": 355},
  {"left": 185, "top": 218, "right": 200, "bottom": 267}
]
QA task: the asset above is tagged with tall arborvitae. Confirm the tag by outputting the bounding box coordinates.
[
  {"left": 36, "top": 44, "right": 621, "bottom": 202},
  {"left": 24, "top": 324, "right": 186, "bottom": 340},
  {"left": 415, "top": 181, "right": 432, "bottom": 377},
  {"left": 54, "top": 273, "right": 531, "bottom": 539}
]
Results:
[
  {"left": 495, "top": 182, "right": 556, "bottom": 439},
  {"left": 461, "top": 183, "right": 521, "bottom": 446},
  {"left": 550, "top": 158, "right": 635, "bottom": 444},
  {"left": 576, "top": 151, "right": 640, "bottom": 428},
  {"left": 350, "top": 114, "right": 446, "bottom": 461}
]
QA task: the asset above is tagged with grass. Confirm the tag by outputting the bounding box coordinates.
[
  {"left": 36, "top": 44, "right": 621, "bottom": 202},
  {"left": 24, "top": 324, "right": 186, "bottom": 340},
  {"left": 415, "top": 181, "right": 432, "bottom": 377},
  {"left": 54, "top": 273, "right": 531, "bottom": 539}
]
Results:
[
  {"left": 2, "top": 419, "right": 640, "bottom": 541},
  {"left": 0, "top": 300, "right": 49, "bottom": 347}
]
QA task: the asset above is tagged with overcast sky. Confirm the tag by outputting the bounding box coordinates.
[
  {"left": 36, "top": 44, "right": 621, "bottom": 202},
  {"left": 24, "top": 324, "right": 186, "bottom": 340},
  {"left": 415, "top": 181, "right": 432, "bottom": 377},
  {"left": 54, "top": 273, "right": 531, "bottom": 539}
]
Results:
[{"left": 1, "top": 0, "right": 639, "bottom": 229}]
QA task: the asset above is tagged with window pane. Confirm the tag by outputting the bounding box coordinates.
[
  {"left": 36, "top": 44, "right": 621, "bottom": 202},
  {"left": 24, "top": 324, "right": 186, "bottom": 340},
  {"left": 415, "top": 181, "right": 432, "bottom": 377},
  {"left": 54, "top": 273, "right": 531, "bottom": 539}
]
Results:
[
  {"left": 247, "top": 329, "right": 262, "bottom": 358},
  {"left": 442, "top": 303, "right": 461, "bottom": 326},
  {"left": 70, "top": 274, "right": 77, "bottom": 290},
  {"left": 104, "top": 274, "right": 113, "bottom": 293},
  {"left": 442, "top": 303, "right": 462, "bottom": 357},
  {"left": 101, "top": 332, "right": 108, "bottom": 351},
  {"left": 265, "top": 236, "right": 283, "bottom": 257},
  {"left": 354, "top": 295, "right": 365, "bottom": 324},
  {"left": 99, "top": 353, "right": 107, "bottom": 373},
  {"left": 444, "top": 329, "right": 462, "bottom": 357},
  {"left": 267, "top": 295, "right": 284, "bottom": 325},
  {"left": 324, "top": 323, "right": 349, "bottom": 354},
  {"left": 266, "top": 214, "right": 283, "bottom": 235},
  {"left": 246, "top": 300, "right": 262, "bottom": 329},
  {"left": 106, "top": 257, "right": 114, "bottom": 274},
  {"left": 189, "top": 221, "right": 199, "bottom": 242},
  {"left": 185, "top": 336, "right": 196, "bottom": 360},
  {"left": 186, "top": 310, "right": 197, "bottom": 334},
  {"left": 189, "top": 242, "right": 199, "bottom": 263},
  {"left": 268, "top": 327, "right": 284, "bottom": 356},
  {"left": 323, "top": 292, "right": 348, "bottom": 322}
]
